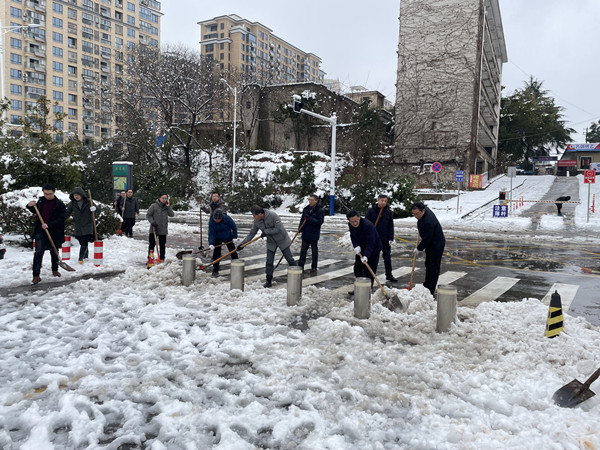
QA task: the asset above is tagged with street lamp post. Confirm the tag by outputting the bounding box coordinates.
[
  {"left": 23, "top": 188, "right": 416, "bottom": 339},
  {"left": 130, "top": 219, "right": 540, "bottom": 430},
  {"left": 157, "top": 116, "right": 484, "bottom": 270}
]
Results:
[
  {"left": 0, "top": 21, "right": 41, "bottom": 132},
  {"left": 220, "top": 78, "right": 237, "bottom": 187}
]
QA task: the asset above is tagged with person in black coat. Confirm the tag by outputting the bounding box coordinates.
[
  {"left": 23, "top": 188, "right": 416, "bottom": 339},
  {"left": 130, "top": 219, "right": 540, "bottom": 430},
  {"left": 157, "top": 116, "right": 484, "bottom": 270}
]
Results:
[
  {"left": 298, "top": 195, "right": 325, "bottom": 273},
  {"left": 347, "top": 210, "right": 382, "bottom": 286},
  {"left": 411, "top": 202, "right": 446, "bottom": 296},
  {"left": 26, "top": 184, "right": 68, "bottom": 284},
  {"left": 208, "top": 208, "right": 238, "bottom": 277},
  {"left": 555, "top": 196, "right": 571, "bottom": 216},
  {"left": 365, "top": 194, "right": 397, "bottom": 282}
]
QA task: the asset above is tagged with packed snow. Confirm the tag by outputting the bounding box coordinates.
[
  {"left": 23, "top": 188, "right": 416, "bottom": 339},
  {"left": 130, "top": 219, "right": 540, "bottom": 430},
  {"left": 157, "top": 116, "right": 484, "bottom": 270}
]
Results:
[{"left": 1, "top": 174, "right": 599, "bottom": 449}]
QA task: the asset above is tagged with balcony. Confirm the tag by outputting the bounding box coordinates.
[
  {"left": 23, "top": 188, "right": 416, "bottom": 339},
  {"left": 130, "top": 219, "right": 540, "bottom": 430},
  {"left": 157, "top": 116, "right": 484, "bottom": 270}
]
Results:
[
  {"left": 25, "top": 62, "right": 46, "bottom": 72},
  {"left": 83, "top": 130, "right": 94, "bottom": 137},
  {"left": 83, "top": 116, "right": 94, "bottom": 123}
]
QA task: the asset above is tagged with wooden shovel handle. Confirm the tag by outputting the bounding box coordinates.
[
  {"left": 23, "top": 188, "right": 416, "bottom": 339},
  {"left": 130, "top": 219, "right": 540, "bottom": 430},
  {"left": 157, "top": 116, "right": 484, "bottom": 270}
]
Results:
[
  {"left": 88, "top": 189, "right": 98, "bottom": 241},
  {"left": 373, "top": 206, "right": 384, "bottom": 228},
  {"left": 359, "top": 252, "right": 389, "bottom": 300},
  {"left": 32, "top": 204, "right": 61, "bottom": 259},
  {"left": 584, "top": 366, "right": 600, "bottom": 387},
  {"left": 211, "top": 235, "right": 261, "bottom": 266},
  {"left": 275, "top": 218, "right": 307, "bottom": 269},
  {"left": 409, "top": 234, "right": 420, "bottom": 289}
]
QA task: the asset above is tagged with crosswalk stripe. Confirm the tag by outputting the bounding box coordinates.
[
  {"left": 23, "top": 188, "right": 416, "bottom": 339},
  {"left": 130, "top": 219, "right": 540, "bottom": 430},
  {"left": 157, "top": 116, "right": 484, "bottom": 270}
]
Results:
[
  {"left": 437, "top": 271, "right": 468, "bottom": 286},
  {"left": 213, "top": 254, "right": 266, "bottom": 274},
  {"left": 541, "top": 283, "right": 579, "bottom": 312},
  {"left": 331, "top": 265, "right": 419, "bottom": 294},
  {"left": 244, "top": 259, "right": 341, "bottom": 283},
  {"left": 460, "top": 276, "right": 520, "bottom": 307}
]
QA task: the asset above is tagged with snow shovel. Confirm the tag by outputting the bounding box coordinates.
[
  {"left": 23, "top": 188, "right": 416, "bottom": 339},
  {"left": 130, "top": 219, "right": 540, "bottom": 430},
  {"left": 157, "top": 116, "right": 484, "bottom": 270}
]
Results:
[
  {"left": 198, "top": 202, "right": 205, "bottom": 251},
  {"left": 176, "top": 241, "right": 232, "bottom": 260},
  {"left": 359, "top": 252, "right": 402, "bottom": 311},
  {"left": 199, "top": 235, "right": 261, "bottom": 270},
  {"left": 32, "top": 205, "right": 76, "bottom": 272},
  {"left": 88, "top": 189, "right": 99, "bottom": 242},
  {"left": 552, "top": 367, "right": 600, "bottom": 408},
  {"left": 274, "top": 218, "right": 307, "bottom": 270},
  {"left": 152, "top": 227, "right": 161, "bottom": 261}
]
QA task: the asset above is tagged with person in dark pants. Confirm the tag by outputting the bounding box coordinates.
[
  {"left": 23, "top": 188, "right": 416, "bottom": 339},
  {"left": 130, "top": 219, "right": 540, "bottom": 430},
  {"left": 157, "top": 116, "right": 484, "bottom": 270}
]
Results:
[
  {"left": 237, "top": 205, "right": 297, "bottom": 288},
  {"left": 347, "top": 210, "right": 382, "bottom": 289},
  {"left": 298, "top": 194, "right": 325, "bottom": 273},
  {"left": 365, "top": 194, "right": 397, "bottom": 282},
  {"left": 26, "top": 184, "right": 68, "bottom": 284},
  {"left": 555, "top": 196, "right": 571, "bottom": 216},
  {"left": 208, "top": 208, "right": 238, "bottom": 277},
  {"left": 121, "top": 189, "right": 140, "bottom": 237},
  {"left": 411, "top": 202, "right": 446, "bottom": 296},
  {"left": 146, "top": 193, "right": 175, "bottom": 262},
  {"left": 66, "top": 187, "right": 96, "bottom": 263}
]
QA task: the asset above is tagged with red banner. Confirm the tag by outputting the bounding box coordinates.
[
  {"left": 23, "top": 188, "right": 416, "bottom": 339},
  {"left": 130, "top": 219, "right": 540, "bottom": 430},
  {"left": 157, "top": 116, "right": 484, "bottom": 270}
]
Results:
[{"left": 557, "top": 160, "right": 577, "bottom": 167}]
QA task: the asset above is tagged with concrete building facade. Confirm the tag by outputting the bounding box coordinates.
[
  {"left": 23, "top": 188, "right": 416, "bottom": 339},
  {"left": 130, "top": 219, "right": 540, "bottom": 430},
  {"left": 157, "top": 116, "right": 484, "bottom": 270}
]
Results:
[
  {"left": 198, "top": 14, "right": 324, "bottom": 99},
  {"left": 394, "top": 0, "right": 507, "bottom": 185},
  {"left": 0, "top": 0, "right": 162, "bottom": 144}
]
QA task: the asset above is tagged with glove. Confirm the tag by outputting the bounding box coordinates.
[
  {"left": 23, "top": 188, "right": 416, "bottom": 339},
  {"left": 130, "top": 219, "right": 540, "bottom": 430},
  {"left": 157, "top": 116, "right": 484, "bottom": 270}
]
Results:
[
  {"left": 260, "top": 233, "right": 266, "bottom": 239},
  {"left": 233, "top": 238, "right": 241, "bottom": 245},
  {"left": 90, "top": 206, "right": 96, "bottom": 212},
  {"left": 236, "top": 245, "right": 244, "bottom": 251},
  {"left": 361, "top": 256, "right": 368, "bottom": 264},
  {"left": 389, "top": 240, "right": 393, "bottom": 246},
  {"left": 413, "top": 248, "right": 423, "bottom": 255},
  {"left": 209, "top": 245, "right": 215, "bottom": 250},
  {"left": 354, "top": 246, "right": 361, "bottom": 255}
]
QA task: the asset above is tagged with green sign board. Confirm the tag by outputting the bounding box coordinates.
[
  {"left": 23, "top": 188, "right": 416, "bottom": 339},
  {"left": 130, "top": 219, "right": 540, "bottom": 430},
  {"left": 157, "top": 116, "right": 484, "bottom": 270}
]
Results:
[{"left": 113, "top": 165, "right": 129, "bottom": 176}]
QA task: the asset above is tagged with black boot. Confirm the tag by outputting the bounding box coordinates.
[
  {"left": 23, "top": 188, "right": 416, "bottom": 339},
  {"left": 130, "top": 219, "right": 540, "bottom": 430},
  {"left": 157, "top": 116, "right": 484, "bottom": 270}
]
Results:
[{"left": 263, "top": 275, "right": 273, "bottom": 288}]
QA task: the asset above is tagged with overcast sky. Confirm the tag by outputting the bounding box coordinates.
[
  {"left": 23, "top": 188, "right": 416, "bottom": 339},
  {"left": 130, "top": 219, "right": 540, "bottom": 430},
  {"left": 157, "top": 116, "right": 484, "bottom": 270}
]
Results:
[{"left": 160, "top": 0, "right": 600, "bottom": 143}]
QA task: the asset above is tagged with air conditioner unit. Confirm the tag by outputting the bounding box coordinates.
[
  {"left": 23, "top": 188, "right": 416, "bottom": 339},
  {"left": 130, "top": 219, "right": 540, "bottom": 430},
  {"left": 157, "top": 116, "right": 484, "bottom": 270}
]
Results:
[
  {"left": 423, "top": 163, "right": 433, "bottom": 172},
  {"left": 412, "top": 165, "right": 421, "bottom": 173}
]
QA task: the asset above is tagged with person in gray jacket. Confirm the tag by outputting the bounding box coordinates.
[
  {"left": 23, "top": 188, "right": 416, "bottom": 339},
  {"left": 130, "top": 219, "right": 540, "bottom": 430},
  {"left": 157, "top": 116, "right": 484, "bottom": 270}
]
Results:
[
  {"left": 146, "top": 193, "right": 175, "bottom": 262},
  {"left": 66, "top": 187, "right": 96, "bottom": 263},
  {"left": 237, "top": 204, "right": 297, "bottom": 287}
]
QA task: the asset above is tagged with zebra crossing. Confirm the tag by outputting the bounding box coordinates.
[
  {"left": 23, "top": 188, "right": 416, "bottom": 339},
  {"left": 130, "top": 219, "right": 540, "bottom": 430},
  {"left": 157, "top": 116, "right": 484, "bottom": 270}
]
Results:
[{"left": 207, "top": 254, "right": 580, "bottom": 311}]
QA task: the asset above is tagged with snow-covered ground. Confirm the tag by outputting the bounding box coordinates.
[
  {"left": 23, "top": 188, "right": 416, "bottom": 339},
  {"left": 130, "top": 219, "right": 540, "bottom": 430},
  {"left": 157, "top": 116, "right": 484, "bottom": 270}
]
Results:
[{"left": 1, "top": 175, "right": 600, "bottom": 448}]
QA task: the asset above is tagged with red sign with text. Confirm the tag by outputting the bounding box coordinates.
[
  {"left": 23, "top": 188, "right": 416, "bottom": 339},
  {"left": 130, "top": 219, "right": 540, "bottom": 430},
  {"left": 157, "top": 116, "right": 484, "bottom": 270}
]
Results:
[{"left": 584, "top": 170, "right": 596, "bottom": 183}]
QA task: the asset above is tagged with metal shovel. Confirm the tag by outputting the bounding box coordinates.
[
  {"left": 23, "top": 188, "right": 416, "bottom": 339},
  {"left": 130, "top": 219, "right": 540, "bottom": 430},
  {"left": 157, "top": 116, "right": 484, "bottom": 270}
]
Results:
[
  {"left": 552, "top": 366, "right": 600, "bottom": 408},
  {"left": 359, "top": 252, "right": 402, "bottom": 311}
]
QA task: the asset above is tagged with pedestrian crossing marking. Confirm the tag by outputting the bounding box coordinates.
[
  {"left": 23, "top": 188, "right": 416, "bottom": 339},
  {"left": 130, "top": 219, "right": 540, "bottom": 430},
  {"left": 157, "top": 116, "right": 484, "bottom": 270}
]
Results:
[
  {"left": 244, "top": 259, "right": 341, "bottom": 283},
  {"left": 541, "top": 283, "right": 579, "bottom": 312},
  {"left": 331, "top": 266, "right": 419, "bottom": 294},
  {"left": 437, "top": 271, "right": 467, "bottom": 286},
  {"left": 460, "top": 276, "right": 519, "bottom": 307}
]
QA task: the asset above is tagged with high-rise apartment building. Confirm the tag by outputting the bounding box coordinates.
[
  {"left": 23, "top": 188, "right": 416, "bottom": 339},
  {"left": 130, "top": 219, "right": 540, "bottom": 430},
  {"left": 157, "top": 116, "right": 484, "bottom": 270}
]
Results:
[
  {"left": 0, "top": 0, "right": 162, "bottom": 144},
  {"left": 198, "top": 14, "right": 324, "bottom": 86}
]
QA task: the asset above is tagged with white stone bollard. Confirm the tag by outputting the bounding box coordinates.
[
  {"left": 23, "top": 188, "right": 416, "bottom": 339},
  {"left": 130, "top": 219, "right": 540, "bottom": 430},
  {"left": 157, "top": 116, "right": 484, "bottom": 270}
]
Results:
[
  {"left": 182, "top": 255, "right": 195, "bottom": 286},
  {"left": 287, "top": 266, "right": 303, "bottom": 306},
  {"left": 354, "top": 277, "right": 371, "bottom": 319},
  {"left": 230, "top": 260, "right": 245, "bottom": 291},
  {"left": 436, "top": 284, "right": 457, "bottom": 332}
]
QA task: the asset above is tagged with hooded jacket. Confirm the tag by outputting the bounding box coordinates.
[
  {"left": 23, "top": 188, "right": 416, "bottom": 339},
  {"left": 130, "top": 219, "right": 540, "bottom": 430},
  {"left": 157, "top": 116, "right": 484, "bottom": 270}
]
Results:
[{"left": 67, "top": 187, "right": 94, "bottom": 237}]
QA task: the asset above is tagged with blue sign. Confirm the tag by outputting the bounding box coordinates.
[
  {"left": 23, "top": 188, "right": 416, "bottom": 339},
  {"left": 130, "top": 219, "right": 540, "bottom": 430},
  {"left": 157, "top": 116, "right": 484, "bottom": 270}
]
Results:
[
  {"left": 455, "top": 170, "right": 464, "bottom": 182},
  {"left": 493, "top": 205, "right": 508, "bottom": 218}
]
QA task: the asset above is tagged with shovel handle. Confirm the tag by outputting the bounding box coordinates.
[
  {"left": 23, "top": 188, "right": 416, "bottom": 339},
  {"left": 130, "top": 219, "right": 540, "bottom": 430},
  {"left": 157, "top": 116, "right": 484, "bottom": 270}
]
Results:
[
  {"left": 275, "top": 218, "right": 307, "bottom": 269},
  {"left": 88, "top": 189, "right": 98, "bottom": 242},
  {"left": 359, "top": 252, "right": 390, "bottom": 300},
  {"left": 32, "top": 204, "right": 62, "bottom": 259},
  {"left": 584, "top": 366, "right": 600, "bottom": 387},
  {"left": 210, "top": 235, "right": 261, "bottom": 266}
]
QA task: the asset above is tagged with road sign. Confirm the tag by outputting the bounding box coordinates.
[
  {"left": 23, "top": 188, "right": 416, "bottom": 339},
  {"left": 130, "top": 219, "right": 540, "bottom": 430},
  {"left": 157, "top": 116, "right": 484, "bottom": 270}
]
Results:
[
  {"left": 507, "top": 167, "right": 517, "bottom": 178},
  {"left": 455, "top": 170, "right": 464, "bottom": 182},
  {"left": 493, "top": 205, "right": 508, "bottom": 218},
  {"left": 431, "top": 162, "right": 442, "bottom": 173},
  {"left": 584, "top": 170, "right": 596, "bottom": 184}
]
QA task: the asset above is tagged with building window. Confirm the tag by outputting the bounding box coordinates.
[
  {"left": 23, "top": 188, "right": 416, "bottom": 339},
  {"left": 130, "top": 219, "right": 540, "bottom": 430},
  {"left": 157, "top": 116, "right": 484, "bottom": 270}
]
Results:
[
  {"left": 68, "top": 65, "right": 76, "bottom": 75},
  {"left": 10, "top": 38, "right": 21, "bottom": 49},
  {"left": 68, "top": 93, "right": 77, "bottom": 103},
  {"left": 11, "top": 100, "right": 22, "bottom": 110},
  {"left": 10, "top": 84, "right": 22, "bottom": 95},
  {"left": 127, "top": 2, "right": 134, "bottom": 11},
  {"left": 54, "top": 120, "right": 63, "bottom": 130},
  {"left": 53, "top": 2, "right": 63, "bottom": 13},
  {"left": 68, "top": 8, "right": 76, "bottom": 19},
  {"left": 68, "top": 80, "right": 77, "bottom": 90},
  {"left": 53, "top": 17, "right": 63, "bottom": 28},
  {"left": 127, "top": 15, "right": 135, "bottom": 25},
  {"left": 115, "top": 11, "right": 123, "bottom": 20},
  {"left": 53, "top": 91, "right": 63, "bottom": 101},
  {"left": 10, "top": 53, "right": 22, "bottom": 64},
  {"left": 53, "top": 105, "right": 63, "bottom": 113},
  {"left": 205, "top": 43, "right": 213, "bottom": 52},
  {"left": 53, "top": 76, "right": 63, "bottom": 86},
  {"left": 53, "top": 46, "right": 63, "bottom": 57},
  {"left": 53, "top": 32, "right": 63, "bottom": 43},
  {"left": 127, "top": 28, "right": 135, "bottom": 37},
  {"left": 11, "top": 115, "right": 21, "bottom": 125},
  {"left": 68, "top": 108, "right": 77, "bottom": 117},
  {"left": 10, "top": 7, "right": 22, "bottom": 18},
  {"left": 10, "top": 69, "right": 21, "bottom": 79},
  {"left": 53, "top": 62, "right": 63, "bottom": 72}
]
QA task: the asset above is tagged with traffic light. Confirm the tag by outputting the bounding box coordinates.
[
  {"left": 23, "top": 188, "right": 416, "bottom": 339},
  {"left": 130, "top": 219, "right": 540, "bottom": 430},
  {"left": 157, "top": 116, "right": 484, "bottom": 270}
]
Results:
[
  {"left": 498, "top": 191, "right": 506, "bottom": 201},
  {"left": 293, "top": 99, "right": 303, "bottom": 113}
]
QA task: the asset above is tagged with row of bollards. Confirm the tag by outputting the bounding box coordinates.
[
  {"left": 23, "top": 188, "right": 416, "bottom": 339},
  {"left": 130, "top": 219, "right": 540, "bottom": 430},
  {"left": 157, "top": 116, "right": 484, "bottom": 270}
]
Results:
[{"left": 181, "top": 258, "right": 459, "bottom": 333}]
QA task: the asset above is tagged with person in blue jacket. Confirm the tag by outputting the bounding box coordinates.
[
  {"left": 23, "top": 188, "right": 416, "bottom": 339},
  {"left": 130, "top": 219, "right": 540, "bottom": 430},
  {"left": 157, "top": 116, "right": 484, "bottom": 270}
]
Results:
[
  {"left": 347, "top": 209, "right": 382, "bottom": 287},
  {"left": 208, "top": 208, "right": 238, "bottom": 277},
  {"left": 365, "top": 194, "right": 397, "bottom": 282},
  {"left": 298, "top": 194, "right": 325, "bottom": 273},
  {"left": 411, "top": 202, "right": 446, "bottom": 296}
]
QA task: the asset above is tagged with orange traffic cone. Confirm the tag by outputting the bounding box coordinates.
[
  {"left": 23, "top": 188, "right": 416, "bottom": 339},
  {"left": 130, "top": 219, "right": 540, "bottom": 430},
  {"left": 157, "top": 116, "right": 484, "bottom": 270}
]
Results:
[
  {"left": 147, "top": 250, "right": 155, "bottom": 269},
  {"left": 545, "top": 290, "right": 564, "bottom": 338}
]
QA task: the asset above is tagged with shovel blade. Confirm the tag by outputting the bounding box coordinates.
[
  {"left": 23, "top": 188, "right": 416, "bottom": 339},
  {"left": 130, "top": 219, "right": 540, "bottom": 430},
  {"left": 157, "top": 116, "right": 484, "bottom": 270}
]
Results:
[
  {"left": 383, "top": 294, "right": 404, "bottom": 312},
  {"left": 59, "top": 261, "right": 76, "bottom": 272},
  {"left": 552, "top": 379, "right": 596, "bottom": 408},
  {"left": 176, "top": 250, "right": 193, "bottom": 260}
]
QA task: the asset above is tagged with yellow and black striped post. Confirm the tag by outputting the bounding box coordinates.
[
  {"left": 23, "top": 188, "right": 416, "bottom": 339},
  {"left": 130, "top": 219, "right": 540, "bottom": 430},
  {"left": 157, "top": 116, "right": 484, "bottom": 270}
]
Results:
[{"left": 545, "top": 290, "right": 564, "bottom": 338}]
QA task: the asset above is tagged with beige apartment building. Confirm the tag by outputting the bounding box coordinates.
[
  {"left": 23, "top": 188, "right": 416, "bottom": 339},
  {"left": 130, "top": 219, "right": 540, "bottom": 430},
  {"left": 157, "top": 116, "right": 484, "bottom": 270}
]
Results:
[
  {"left": 0, "top": 0, "right": 161, "bottom": 144},
  {"left": 198, "top": 14, "right": 324, "bottom": 89}
]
